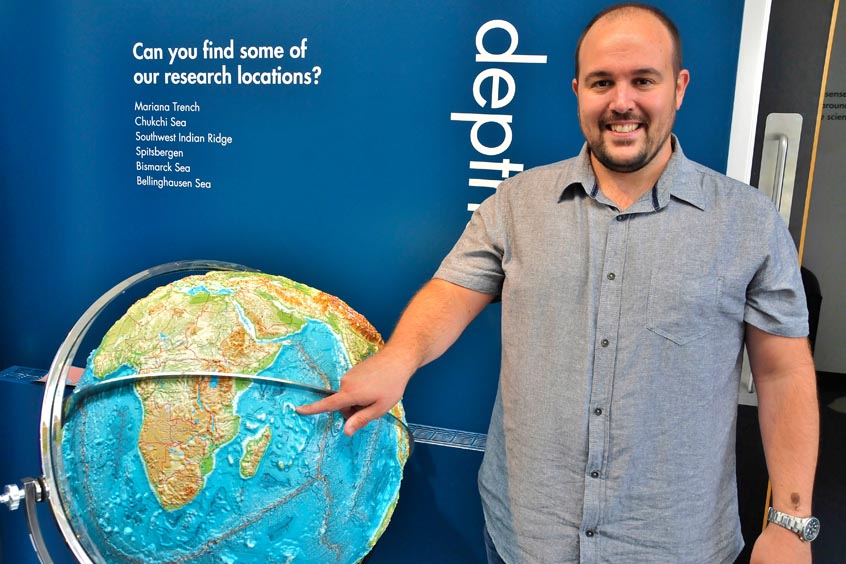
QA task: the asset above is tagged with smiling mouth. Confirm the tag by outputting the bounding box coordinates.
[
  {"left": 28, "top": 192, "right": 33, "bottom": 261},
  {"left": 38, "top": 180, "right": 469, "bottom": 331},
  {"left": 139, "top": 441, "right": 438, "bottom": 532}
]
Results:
[{"left": 607, "top": 123, "right": 640, "bottom": 133}]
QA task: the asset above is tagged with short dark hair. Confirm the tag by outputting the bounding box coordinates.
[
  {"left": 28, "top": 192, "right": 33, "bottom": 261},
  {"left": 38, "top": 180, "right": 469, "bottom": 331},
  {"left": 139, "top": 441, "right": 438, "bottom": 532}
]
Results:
[{"left": 574, "top": 3, "right": 683, "bottom": 79}]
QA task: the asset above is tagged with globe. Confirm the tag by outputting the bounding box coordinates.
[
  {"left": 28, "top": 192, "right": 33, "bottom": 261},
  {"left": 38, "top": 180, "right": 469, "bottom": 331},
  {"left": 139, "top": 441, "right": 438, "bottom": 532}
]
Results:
[{"left": 51, "top": 267, "right": 410, "bottom": 564}]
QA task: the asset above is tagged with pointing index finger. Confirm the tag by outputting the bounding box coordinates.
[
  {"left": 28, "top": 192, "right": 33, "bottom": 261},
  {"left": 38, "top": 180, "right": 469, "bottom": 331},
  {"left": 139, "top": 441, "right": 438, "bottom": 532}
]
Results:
[{"left": 296, "top": 391, "right": 353, "bottom": 416}]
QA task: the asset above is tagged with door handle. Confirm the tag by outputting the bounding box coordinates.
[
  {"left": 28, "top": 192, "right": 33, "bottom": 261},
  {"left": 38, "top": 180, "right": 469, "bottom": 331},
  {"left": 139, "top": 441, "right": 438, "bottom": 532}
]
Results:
[
  {"left": 771, "top": 133, "right": 788, "bottom": 211},
  {"left": 758, "top": 113, "right": 802, "bottom": 222}
]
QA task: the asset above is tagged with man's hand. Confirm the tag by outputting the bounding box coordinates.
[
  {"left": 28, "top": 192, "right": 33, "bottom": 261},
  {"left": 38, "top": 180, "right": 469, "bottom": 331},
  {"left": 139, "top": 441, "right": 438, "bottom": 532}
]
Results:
[
  {"left": 750, "top": 522, "right": 812, "bottom": 564},
  {"left": 296, "top": 346, "right": 415, "bottom": 436}
]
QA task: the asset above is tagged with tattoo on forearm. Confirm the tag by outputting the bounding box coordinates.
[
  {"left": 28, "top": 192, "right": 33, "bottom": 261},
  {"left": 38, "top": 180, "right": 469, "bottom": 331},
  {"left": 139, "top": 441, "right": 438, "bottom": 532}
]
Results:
[{"left": 791, "top": 492, "right": 801, "bottom": 509}]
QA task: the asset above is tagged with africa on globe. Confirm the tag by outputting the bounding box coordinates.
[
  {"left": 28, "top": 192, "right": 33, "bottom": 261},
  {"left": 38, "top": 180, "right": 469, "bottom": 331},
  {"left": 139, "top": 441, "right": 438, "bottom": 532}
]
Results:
[{"left": 59, "top": 270, "right": 410, "bottom": 564}]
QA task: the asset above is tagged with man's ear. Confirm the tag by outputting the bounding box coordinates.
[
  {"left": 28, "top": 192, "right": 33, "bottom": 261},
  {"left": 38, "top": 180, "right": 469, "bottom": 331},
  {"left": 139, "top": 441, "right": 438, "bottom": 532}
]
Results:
[{"left": 675, "top": 69, "right": 690, "bottom": 110}]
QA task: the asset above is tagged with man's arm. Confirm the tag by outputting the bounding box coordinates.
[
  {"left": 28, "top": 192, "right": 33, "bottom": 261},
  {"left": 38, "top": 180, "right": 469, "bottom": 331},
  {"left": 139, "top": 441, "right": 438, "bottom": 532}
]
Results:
[
  {"left": 746, "top": 324, "right": 819, "bottom": 564},
  {"left": 296, "top": 278, "right": 494, "bottom": 435}
]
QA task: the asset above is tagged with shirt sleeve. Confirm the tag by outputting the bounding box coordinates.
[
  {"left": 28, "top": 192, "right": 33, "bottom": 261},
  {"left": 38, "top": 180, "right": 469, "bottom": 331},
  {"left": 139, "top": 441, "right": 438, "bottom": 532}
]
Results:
[
  {"left": 433, "top": 191, "right": 506, "bottom": 297},
  {"left": 743, "top": 208, "right": 809, "bottom": 338}
]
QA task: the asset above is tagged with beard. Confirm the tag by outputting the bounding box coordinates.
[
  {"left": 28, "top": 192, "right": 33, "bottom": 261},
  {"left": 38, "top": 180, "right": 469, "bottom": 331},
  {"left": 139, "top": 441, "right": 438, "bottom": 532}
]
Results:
[
  {"left": 590, "top": 137, "right": 653, "bottom": 173},
  {"left": 584, "top": 110, "right": 675, "bottom": 173}
]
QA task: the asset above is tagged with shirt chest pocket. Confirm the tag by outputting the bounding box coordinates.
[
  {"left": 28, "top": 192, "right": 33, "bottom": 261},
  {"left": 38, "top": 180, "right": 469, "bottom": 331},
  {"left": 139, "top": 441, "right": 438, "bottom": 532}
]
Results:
[{"left": 646, "top": 271, "right": 722, "bottom": 345}]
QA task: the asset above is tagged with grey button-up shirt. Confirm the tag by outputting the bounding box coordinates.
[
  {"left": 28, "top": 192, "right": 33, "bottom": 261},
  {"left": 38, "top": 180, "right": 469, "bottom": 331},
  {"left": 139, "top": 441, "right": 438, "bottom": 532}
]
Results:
[{"left": 434, "top": 140, "right": 808, "bottom": 564}]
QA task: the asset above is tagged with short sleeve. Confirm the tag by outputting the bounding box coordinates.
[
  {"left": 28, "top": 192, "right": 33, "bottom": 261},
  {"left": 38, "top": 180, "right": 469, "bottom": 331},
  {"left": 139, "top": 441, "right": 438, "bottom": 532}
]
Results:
[
  {"left": 433, "top": 191, "right": 506, "bottom": 296},
  {"left": 744, "top": 211, "right": 809, "bottom": 337}
]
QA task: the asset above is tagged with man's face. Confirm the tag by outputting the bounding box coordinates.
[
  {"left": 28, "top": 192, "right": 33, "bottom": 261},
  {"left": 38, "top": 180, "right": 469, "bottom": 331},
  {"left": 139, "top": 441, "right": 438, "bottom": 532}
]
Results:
[{"left": 573, "top": 11, "right": 689, "bottom": 173}]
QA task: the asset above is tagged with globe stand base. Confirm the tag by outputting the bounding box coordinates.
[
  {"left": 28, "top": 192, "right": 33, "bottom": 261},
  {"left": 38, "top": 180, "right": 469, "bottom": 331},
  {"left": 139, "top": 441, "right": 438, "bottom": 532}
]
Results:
[{"left": 2, "top": 477, "right": 54, "bottom": 564}]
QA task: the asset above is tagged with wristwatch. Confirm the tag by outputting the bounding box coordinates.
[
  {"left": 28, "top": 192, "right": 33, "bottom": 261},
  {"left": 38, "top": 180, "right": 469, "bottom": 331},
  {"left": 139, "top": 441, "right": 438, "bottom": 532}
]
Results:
[{"left": 767, "top": 507, "right": 821, "bottom": 542}]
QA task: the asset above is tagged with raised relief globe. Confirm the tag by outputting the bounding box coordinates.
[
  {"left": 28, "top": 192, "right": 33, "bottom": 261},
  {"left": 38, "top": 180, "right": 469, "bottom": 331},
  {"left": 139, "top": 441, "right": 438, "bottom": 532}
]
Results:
[{"left": 56, "top": 269, "right": 410, "bottom": 563}]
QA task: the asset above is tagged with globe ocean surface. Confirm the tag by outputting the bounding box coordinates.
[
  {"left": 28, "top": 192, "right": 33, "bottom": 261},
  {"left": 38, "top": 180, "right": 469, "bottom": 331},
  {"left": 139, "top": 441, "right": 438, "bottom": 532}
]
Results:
[{"left": 59, "top": 271, "right": 409, "bottom": 563}]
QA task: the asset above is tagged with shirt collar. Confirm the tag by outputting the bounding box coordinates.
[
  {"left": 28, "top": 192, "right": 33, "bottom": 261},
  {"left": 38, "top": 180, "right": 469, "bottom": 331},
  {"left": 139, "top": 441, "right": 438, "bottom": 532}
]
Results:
[{"left": 559, "top": 135, "right": 707, "bottom": 211}]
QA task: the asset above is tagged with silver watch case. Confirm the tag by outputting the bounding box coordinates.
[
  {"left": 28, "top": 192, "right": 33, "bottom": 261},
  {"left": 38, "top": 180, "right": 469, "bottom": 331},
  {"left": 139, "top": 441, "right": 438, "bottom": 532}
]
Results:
[{"left": 767, "top": 507, "right": 820, "bottom": 542}]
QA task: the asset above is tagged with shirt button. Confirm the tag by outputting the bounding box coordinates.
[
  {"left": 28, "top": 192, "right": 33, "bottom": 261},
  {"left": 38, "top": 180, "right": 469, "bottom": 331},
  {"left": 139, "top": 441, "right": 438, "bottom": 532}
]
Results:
[
  {"left": 616, "top": 215, "right": 626, "bottom": 222},
  {"left": 590, "top": 471, "right": 600, "bottom": 478},
  {"left": 607, "top": 272, "right": 616, "bottom": 280},
  {"left": 600, "top": 339, "right": 609, "bottom": 347},
  {"left": 594, "top": 408, "right": 603, "bottom": 416},
  {"left": 586, "top": 530, "right": 595, "bottom": 538}
]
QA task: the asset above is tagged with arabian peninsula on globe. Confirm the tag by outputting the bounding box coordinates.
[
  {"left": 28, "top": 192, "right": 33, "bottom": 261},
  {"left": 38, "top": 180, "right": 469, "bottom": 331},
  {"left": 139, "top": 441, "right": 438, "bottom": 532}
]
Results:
[{"left": 59, "top": 270, "right": 410, "bottom": 564}]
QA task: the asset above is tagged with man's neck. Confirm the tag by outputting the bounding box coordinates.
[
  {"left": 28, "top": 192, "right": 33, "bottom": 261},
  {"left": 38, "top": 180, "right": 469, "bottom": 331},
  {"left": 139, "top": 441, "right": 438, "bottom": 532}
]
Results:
[{"left": 590, "top": 142, "right": 673, "bottom": 211}]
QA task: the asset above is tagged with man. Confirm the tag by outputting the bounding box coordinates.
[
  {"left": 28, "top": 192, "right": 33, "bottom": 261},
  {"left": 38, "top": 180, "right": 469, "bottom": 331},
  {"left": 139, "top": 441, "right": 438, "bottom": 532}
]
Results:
[{"left": 298, "top": 4, "right": 819, "bottom": 563}]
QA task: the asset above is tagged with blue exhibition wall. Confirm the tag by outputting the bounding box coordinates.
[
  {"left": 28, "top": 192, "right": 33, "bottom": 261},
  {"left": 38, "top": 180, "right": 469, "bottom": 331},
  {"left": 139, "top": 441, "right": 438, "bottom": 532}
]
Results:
[{"left": 0, "top": 1, "right": 744, "bottom": 562}]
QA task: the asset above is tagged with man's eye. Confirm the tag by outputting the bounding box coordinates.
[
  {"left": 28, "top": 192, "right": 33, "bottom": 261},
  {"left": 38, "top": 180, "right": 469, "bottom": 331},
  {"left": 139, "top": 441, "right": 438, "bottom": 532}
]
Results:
[
  {"left": 592, "top": 80, "right": 611, "bottom": 88},
  {"left": 635, "top": 78, "right": 654, "bottom": 86}
]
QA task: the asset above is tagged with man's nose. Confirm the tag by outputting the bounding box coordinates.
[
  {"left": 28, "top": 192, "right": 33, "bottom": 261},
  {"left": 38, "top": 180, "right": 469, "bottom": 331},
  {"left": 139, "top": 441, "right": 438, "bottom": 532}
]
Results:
[{"left": 609, "top": 84, "right": 635, "bottom": 113}]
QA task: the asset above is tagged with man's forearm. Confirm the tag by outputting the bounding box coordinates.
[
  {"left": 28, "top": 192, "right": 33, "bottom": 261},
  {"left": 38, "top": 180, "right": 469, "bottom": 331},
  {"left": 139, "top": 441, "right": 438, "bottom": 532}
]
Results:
[
  {"left": 295, "top": 278, "right": 494, "bottom": 434},
  {"left": 747, "top": 327, "right": 819, "bottom": 516},
  {"left": 756, "top": 365, "right": 819, "bottom": 514},
  {"left": 384, "top": 278, "right": 494, "bottom": 371}
]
